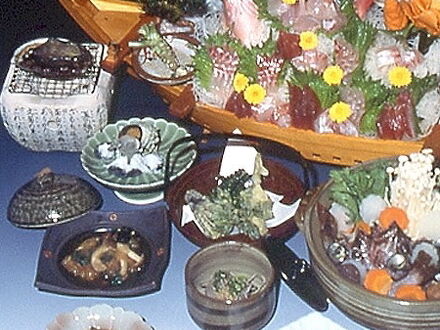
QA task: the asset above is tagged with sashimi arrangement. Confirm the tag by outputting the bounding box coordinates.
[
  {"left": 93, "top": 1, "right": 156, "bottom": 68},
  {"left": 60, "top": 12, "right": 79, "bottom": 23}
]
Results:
[{"left": 191, "top": 0, "right": 440, "bottom": 140}]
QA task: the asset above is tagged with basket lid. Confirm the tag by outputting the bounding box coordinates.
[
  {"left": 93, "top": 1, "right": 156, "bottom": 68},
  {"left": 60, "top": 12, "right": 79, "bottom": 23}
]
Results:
[{"left": 7, "top": 168, "right": 102, "bottom": 229}]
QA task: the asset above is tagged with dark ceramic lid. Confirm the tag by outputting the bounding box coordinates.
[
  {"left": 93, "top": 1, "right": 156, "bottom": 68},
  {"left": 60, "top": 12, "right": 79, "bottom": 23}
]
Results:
[{"left": 7, "top": 168, "right": 102, "bottom": 229}]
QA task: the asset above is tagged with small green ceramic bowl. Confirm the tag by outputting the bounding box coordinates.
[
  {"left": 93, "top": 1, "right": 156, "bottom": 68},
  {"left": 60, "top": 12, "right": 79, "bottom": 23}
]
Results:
[{"left": 81, "top": 117, "right": 196, "bottom": 193}]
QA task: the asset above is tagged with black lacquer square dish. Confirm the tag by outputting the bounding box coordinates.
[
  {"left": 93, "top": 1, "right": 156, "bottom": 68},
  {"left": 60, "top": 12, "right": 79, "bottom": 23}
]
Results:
[{"left": 34, "top": 202, "right": 170, "bottom": 297}]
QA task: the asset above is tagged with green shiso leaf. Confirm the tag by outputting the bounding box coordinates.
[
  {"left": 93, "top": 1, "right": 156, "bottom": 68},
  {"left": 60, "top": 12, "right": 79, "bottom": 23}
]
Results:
[
  {"left": 193, "top": 47, "right": 213, "bottom": 89},
  {"left": 288, "top": 68, "right": 339, "bottom": 109},
  {"left": 339, "top": 0, "right": 376, "bottom": 62},
  {"left": 410, "top": 75, "right": 438, "bottom": 105},
  {"left": 329, "top": 160, "right": 389, "bottom": 221}
]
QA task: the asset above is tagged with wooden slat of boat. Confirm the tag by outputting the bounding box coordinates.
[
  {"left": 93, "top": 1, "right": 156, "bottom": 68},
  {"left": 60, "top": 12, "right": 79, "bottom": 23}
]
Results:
[
  {"left": 59, "top": 0, "right": 145, "bottom": 44},
  {"left": 90, "top": 0, "right": 143, "bottom": 13}
]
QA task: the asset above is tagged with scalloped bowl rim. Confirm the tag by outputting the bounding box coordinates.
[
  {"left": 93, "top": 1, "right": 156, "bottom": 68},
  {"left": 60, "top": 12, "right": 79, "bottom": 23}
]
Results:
[{"left": 80, "top": 117, "right": 196, "bottom": 191}]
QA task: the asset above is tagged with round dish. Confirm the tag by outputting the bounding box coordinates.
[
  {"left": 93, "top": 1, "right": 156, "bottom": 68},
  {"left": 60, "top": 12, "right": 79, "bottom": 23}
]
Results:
[
  {"left": 166, "top": 157, "right": 303, "bottom": 247},
  {"left": 185, "top": 241, "right": 277, "bottom": 330},
  {"left": 46, "top": 304, "right": 153, "bottom": 330},
  {"left": 303, "top": 157, "right": 440, "bottom": 329},
  {"left": 81, "top": 117, "right": 196, "bottom": 192},
  {"left": 131, "top": 33, "right": 198, "bottom": 85}
]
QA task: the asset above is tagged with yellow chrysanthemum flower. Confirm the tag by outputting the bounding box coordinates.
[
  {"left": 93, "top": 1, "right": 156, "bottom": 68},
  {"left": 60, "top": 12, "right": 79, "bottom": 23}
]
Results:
[
  {"left": 299, "top": 31, "right": 318, "bottom": 51},
  {"left": 388, "top": 66, "right": 412, "bottom": 87},
  {"left": 323, "top": 65, "right": 344, "bottom": 85},
  {"left": 233, "top": 73, "right": 249, "bottom": 92},
  {"left": 282, "top": 0, "right": 297, "bottom": 4},
  {"left": 244, "top": 84, "right": 266, "bottom": 105},
  {"left": 329, "top": 102, "right": 352, "bottom": 123}
]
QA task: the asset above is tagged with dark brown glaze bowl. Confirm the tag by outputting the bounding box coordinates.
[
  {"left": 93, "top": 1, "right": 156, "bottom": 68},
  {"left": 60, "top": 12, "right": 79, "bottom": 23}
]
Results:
[
  {"left": 303, "top": 159, "right": 440, "bottom": 329},
  {"left": 185, "top": 241, "right": 277, "bottom": 330},
  {"left": 166, "top": 156, "right": 304, "bottom": 248}
]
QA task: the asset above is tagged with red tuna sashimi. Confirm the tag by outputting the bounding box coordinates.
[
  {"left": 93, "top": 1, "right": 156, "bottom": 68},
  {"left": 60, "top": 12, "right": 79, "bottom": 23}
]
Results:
[
  {"left": 377, "top": 90, "right": 417, "bottom": 140},
  {"left": 289, "top": 84, "right": 321, "bottom": 130},
  {"left": 276, "top": 31, "right": 301, "bottom": 60},
  {"left": 225, "top": 91, "right": 254, "bottom": 118}
]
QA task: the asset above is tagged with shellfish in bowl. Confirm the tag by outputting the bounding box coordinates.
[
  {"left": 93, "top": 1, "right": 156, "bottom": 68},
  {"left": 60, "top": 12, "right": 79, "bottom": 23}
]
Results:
[
  {"left": 81, "top": 117, "right": 196, "bottom": 204},
  {"left": 16, "top": 38, "right": 93, "bottom": 80},
  {"left": 46, "top": 304, "right": 153, "bottom": 330}
]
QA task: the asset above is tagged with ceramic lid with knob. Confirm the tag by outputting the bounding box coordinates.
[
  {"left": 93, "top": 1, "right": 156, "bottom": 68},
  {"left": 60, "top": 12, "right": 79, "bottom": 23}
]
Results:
[{"left": 7, "top": 168, "right": 102, "bottom": 229}]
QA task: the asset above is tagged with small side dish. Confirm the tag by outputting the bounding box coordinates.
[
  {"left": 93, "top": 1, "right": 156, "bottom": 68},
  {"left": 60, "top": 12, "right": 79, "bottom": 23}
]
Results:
[
  {"left": 81, "top": 117, "right": 196, "bottom": 194},
  {"left": 130, "top": 23, "right": 199, "bottom": 85},
  {"left": 46, "top": 304, "right": 153, "bottom": 330},
  {"left": 185, "top": 241, "right": 276, "bottom": 329}
]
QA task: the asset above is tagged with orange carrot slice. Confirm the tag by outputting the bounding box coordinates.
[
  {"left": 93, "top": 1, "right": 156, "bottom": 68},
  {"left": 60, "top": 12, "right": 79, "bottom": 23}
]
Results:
[
  {"left": 363, "top": 269, "right": 393, "bottom": 295},
  {"left": 379, "top": 207, "right": 409, "bottom": 230},
  {"left": 395, "top": 284, "right": 427, "bottom": 301}
]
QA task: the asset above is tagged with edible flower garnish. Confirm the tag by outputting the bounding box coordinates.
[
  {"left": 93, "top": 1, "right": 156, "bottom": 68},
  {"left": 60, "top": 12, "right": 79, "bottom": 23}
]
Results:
[
  {"left": 233, "top": 72, "right": 249, "bottom": 92},
  {"left": 299, "top": 31, "right": 318, "bottom": 51},
  {"left": 323, "top": 65, "right": 344, "bottom": 85},
  {"left": 388, "top": 66, "right": 412, "bottom": 87},
  {"left": 244, "top": 83, "right": 267, "bottom": 105},
  {"left": 282, "top": 0, "right": 297, "bottom": 4},
  {"left": 329, "top": 102, "right": 352, "bottom": 123}
]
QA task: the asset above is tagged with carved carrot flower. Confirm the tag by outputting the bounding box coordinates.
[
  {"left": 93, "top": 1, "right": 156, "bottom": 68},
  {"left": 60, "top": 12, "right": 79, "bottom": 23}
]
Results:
[
  {"left": 323, "top": 65, "right": 344, "bottom": 85},
  {"left": 388, "top": 66, "right": 412, "bottom": 87},
  {"left": 329, "top": 102, "right": 352, "bottom": 123},
  {"left": 299, "top": 31, "right": 318, "bottom": 51},
  {"left": 233, "top": 72, "right": 249, "bottom": 92},
  {"left": 244, "top": 83, "right": 266, "bottom": 105}
]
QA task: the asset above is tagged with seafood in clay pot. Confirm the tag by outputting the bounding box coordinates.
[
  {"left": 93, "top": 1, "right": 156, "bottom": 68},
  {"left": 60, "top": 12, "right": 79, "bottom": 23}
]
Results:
[
  {"left": 16, "top": 38, "right": 93, "bottom": 80},
  {"left": 320, "top": 149, "right": 440, "bottom": 301}
]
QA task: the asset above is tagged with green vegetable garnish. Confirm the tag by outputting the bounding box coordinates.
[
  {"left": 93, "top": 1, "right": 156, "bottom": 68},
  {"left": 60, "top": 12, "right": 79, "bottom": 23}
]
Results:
[{"left": 329, "top": 161, "right": 389, "bottom": 222}]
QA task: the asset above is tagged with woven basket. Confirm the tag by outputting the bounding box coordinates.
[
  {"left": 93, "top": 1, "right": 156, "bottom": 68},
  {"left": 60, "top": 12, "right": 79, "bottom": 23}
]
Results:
[{"left": 58, "top": 0, "right": 440, "bottom": 165}]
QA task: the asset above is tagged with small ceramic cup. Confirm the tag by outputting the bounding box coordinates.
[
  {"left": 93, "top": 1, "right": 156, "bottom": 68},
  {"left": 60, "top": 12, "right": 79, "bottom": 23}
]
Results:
[{"left": 185, "top": 241, "right": 277, "bottom": 330}]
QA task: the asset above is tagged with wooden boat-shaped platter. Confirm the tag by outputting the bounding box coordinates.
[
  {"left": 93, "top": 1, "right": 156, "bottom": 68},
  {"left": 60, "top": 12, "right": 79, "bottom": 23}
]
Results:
[{"left": 59, "top": 0, "right": 440, "bottom": 166}]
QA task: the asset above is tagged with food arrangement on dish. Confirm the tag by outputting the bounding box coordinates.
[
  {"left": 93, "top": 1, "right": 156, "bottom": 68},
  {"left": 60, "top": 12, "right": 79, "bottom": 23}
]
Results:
[
  {"left": 303, "top": 149, "right": 440, "bottom": 328},
  {"left": 5, "top": 0, "right": 440, "bottom": 328},
  {"left": 322, "top": 149, "right": 440, "bottom": 300}
]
